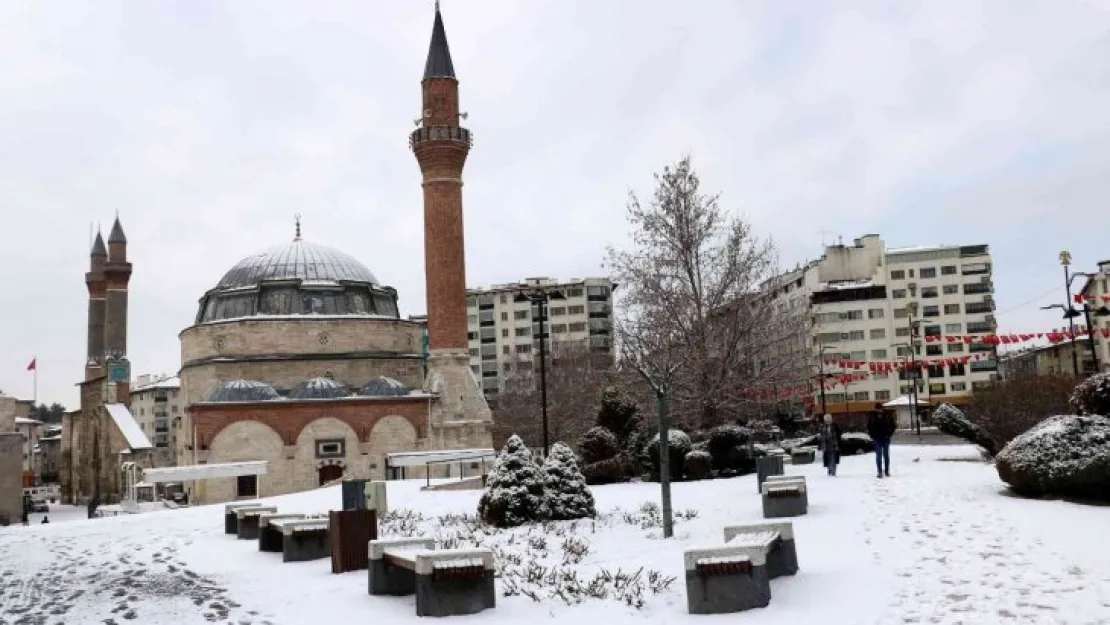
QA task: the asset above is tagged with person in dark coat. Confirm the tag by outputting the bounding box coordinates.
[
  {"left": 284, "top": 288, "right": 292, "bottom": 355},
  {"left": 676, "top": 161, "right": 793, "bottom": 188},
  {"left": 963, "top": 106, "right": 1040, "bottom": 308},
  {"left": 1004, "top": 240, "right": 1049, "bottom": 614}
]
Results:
[
  {"left": 819, "top": 414, "right": 842, "bottom": 476},
  {"left": 868, "top": 409, "right": 897, "bottom": 478},
  {"left": 41, "top": 516, "right": 49, "bottom": 524}
]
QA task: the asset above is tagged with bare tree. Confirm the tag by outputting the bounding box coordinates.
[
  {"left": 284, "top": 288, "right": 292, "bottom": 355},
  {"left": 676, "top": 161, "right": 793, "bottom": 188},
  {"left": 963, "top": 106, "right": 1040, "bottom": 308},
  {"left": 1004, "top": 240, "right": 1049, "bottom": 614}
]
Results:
[
  {"left": 607, "top": 155, "right": 783, "bottom": 428},
  {"left": 490, "top": 342, "right": 613, "bottom": 450}
]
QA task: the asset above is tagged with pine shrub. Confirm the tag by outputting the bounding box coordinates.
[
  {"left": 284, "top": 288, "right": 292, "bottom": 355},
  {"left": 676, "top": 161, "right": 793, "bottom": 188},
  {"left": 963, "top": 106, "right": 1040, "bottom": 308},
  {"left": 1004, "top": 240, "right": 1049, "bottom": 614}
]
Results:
[
  {"left": 578, "top": 426, "right": 620, "bottom": 465},
  {"left": 1070, "top": 372, "right": 1110, "bottom": 417},
  {"left": 478, "top": 434, "right": 550, "bottom": 527},
  {"left": 683, "top": 450, "right": 712, "bottom": 480},
  {"left": 641, "top": 429, "right": 692, "bottom": 482},
  {"left": 542, "top": 442, "right": 597, "bottom": 520}
]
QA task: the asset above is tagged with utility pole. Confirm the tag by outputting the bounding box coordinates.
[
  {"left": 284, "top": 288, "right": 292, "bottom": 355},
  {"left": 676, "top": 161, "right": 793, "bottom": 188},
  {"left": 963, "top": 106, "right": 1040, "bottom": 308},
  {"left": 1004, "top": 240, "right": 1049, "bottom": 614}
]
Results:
[
  {"left": 1060, "top": 251, "right": 1081, "bottom": 378},
  {"left": 654, "top": 384, "right": 674, "bottom": 539}
]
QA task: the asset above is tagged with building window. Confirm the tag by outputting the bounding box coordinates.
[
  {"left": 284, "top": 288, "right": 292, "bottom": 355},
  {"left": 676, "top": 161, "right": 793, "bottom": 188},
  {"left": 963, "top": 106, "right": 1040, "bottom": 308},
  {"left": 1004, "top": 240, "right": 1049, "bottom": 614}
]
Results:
[
  {"left": 316, "top": 439, "right": 345, "bottom": 458},
  {"left": 853, "top": 391, "right": 870, "bottom": 401},
  {"left": 467, "top": 314, "right": 477, "bottom": 324},
  {"left": 924, "top": 324, "right": 942, "bottom": 337},
  {"left": 501, "top": 329, "right": 509, "bottom": 338},
  {"left": 870, "top": 328, "right": 886, "bottom": 340},
  {"left": 817, "top": 332, "right": 840, "bottom": 344},
  {"left": 502, "top": 345, "right": 510, "bottom": 355},
  {"left": 943, "top": 304, "right": 961, "bottom": 315},
  {"left": 929, "top": 383, "right": 946, "bottom": 395},
  {"left": 549, "top": 307, "right": 566, "bottom": 317},
  {"left": 893, "top": 308, "right": 908, "bottom": 319},
  {"left": 871, "top": 349, "right": 888, "bottom": 359},
  {"left": 920, "top": 267, "right": 937, "bottom": 279},
  {"left": 868, "top": 308, "right": 885, "bottom": 319},
  {"left": 892, "top": 289, "right": 907, "bottom": 299},
  {"left": 928, "top": 364, "right": 945, "bottom": 377},
  {"left": 568, "top": 322, "right": 586, "bottom": 332},
  {"left": 514, "top": 310, "right": 529, "bottom": 320},
  {"left": 568, "top": 305, "right": 585, "bottom": 315},
  {"left": 921, "top": 287, "right": 938, "bottom": 299},
  {"left": 875, "top": 390, "right": 891, "bottom": 401},
  {"left": 891, "top": 270, "right": 906, "bottom": 280},
  {"left": 515, "top": 344, "right": 532, "bottom": 354},
  {"left": 944, "top": 323, "right": 962, "bottom": 333},
  {"left": 943, "top": 284, "right": 959, "bottom": 294},
  {"left": 566, "top": 287, "right": 584, "bottom": 297},
  {"left": 846, "top": 310, "right": 864, "bottom": 320},
  {"left": 515, "top": 327, "right": 531, "bottom": 337},
  {"left": 826, "top": 393, "right": 846, "bottom": 403},
  {"left": 950, "top": 381, "right": 967, "bottom": 391},
  {"left": 895, "top": 327, "right": 910, "bottom": 337},
  {"left": 941, "top": 265, "right": 957, "bottom": 275},
  {"left": 843, "top": 330, "right": 865, "bottom": 341},
  {"left": 949, "top": 363, "right": 967, "bottom": 376},
  {"left": 237, "top": 475, "right": 257, "bottom": 498},
  {"left": 923, "top": 306, "right": 940, "bottom": 318},
  {"left": 926, "top": 345, "right": 943, "bottom": 356},
  {"left": 947, "top": 343, "right": 965, "bottom": 353},
  {"left": 501, "top": 312, "right": 508, "bottom": 321}
]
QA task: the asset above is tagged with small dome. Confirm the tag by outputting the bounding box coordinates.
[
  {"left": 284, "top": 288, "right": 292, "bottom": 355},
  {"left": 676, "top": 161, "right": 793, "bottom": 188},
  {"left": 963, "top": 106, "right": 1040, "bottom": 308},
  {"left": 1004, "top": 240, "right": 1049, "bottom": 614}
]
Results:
[
  {"left": 289, "top": 377, "right": 350, "bottom": 400},
  {"left": 360, "top": 376, "right": 409, "bottom": 397},
  {"left": 208, "top": 380, "right": 280, "bottom": 402}
]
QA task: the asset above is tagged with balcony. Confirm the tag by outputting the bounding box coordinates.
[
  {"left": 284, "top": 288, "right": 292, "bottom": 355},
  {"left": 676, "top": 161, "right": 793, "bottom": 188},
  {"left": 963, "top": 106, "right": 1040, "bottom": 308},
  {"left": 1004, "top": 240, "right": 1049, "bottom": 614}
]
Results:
[{"left": 409, "top": 125, "right": 472, "bottom": 150}]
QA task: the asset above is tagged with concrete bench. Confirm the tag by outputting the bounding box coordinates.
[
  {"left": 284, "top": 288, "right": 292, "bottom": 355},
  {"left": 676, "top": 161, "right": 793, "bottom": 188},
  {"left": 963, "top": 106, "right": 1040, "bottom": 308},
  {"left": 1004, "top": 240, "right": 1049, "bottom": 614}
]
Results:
[
  {"left": 724, "top": 521, "right": 799, "bottom": 580},
  {"left": 369, "top": 538, "right": 496, "bottom": 617},
  {"left": 761, "top": 476, "right": 807, "bottom": 518},
  {"left": 271, "top": 518, "right": 330, "bottom": 563},
  {"left": 684, "top": 521, "right": 799, "bottom": 615},
  {"left": 755, "top": 455, "right": 785, "bottom": 493},
  {"left": 790, "top": 447, "right": 816, "bottom": 465},
  {"left": 258, "top": 513, "right": 305, "bottom": 552},
  {"left": 224, "top": 503, "right": 263, "bottom": 534},
  {"left": 235, "top": 506, "right": 278, "bottom": 540}
]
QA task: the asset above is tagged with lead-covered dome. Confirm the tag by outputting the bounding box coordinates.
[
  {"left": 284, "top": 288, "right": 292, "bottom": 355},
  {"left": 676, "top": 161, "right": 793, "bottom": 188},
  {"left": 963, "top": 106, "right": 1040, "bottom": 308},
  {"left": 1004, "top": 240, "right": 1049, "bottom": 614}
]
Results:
[
  {"left": 196, "top": 239, "right": 401, "bottom": 323},
  {"left": 360, "top": 376, "right": 409, "bottom": 397},
  {"left": 288, "top": 377, "right": 350, "bottom": 400},
  {"left": 208, "top": 380, "right": 281, "bottom": 402}
]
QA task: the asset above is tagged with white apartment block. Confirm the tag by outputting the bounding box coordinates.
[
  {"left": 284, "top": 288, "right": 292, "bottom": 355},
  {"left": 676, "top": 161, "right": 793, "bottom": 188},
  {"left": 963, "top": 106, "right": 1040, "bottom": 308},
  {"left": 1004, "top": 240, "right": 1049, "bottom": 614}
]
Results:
[
  {"left": 775, "top": 234, "right": 997, "bottom": 415},
  {"left": 1078, "top": 260, "right": 1110, "bottom": 374},
  {"left": 465, "top": 277, "right": 616, "bottom": 396},
  {"left": 129, "top": 374, "right": 181, "bottom": 450}
]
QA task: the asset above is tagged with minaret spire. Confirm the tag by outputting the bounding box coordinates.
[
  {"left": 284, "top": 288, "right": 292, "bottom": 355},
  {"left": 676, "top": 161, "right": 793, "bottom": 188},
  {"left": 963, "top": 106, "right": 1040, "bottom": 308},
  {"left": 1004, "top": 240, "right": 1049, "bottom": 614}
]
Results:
[
  {"left": 424, "top": 1, "right": 456, "bottom": 80},
  {"left": 293, "top": 213, "right": 303, "bottom": 242}
]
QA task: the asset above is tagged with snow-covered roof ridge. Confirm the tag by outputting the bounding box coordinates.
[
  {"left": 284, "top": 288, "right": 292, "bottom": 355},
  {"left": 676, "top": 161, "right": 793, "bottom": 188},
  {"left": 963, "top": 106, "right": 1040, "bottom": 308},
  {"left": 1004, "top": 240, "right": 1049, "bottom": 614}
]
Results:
[{"left": 104, "top": 403, "right": 153, "bottom": 450}]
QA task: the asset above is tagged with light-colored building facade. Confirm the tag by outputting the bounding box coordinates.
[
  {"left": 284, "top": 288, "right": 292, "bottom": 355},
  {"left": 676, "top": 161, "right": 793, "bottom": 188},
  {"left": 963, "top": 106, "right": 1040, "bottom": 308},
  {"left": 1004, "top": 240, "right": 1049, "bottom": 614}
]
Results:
[
  {"left": 465, "top": 277, "right": 616, "bottom": 396},
  {"left": 129, "top": 374, "right": 181, "bottom": 451},
  {"left": 999, "top": 338, "right": 1097, "bottom": 379},
  {"left": 772, "top": 235, "right": 998, "bottom": 420},
  {"left": 1078, "top": 260, "right": 1110, "bottom": 373}
]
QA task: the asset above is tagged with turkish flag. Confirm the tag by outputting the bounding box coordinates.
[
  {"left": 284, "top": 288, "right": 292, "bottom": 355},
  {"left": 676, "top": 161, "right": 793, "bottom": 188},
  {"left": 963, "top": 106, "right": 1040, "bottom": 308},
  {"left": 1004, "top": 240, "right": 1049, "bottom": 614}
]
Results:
[{"left": 26, "top": 358, "right": 36, "bottom": 371}]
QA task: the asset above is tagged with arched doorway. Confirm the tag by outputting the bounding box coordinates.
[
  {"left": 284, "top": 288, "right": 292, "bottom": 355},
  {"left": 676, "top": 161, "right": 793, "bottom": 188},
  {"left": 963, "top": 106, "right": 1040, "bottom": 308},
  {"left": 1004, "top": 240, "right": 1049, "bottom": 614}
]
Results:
[{"left": 318, "top": 464, "right": 343, "bottom": 486}]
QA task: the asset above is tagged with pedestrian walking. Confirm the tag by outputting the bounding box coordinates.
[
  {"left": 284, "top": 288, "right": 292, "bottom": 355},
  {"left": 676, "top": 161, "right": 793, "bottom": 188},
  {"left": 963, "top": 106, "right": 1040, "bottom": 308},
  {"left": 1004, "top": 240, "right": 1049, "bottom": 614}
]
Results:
[
  {"left": 868, "top": 409, "right": 896, "bottom": 478},
  {"left": 819, "top": 414, "right": 842, "bottom": 476}
]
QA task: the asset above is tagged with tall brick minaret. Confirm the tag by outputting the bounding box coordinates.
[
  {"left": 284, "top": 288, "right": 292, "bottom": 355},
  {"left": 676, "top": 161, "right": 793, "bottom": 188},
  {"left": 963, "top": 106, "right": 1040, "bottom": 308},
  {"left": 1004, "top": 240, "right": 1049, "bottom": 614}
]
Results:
[
  {"left": 412, "top": 3, "right": 492, "bottom": 434},
  {"left": 103, "top": 216, "right": 132, "bottom": 402},
  {"left": 85, "top": 230, "right": 108, "bottom": 381},
  {"left": 413, "top": 1, "right": 470, "bottom": 353}
]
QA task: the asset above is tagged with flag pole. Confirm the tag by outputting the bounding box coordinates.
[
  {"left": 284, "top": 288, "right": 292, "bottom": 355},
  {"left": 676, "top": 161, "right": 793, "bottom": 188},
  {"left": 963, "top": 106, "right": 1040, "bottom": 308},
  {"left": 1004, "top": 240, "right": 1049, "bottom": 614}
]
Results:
[{"left": 33, "top": 362, "right": 37, "bottom": 404}]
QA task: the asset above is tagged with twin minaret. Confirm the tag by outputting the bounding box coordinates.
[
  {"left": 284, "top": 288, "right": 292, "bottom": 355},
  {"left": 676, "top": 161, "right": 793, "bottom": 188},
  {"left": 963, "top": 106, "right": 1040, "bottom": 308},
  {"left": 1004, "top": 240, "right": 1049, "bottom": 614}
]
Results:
[
  {"left": 85, "top": 216, "right": 132, "bottom": 398},
  {"left": 413, "top": 3, "right": 471, "bottom": 353}
]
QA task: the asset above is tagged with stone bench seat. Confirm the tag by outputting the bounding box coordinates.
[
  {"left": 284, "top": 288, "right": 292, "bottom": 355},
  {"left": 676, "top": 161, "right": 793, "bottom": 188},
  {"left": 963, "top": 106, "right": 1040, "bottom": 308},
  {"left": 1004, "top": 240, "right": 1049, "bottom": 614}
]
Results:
[
  {"left": 223, "top": 503, "right": 262, "bottom": 534},
  {"left": 755, "top": 455, "right": 785, "bottom": 493},
  {"left": 760, "top": 476, "right": 808, "bottom": 518},
  {"left": 271, "top": 518, "right": 330, "bottom": 563},
  {"left": 684, "top": 521, "right": 799, "bottom": 615},
  {"left": 370, "top": 538, "right": 496, "bottom": 617},
  {"left": 790, "top": 447, "right": 817, "bottom": 465},
  {"left": 235, "top": 506, "right": 278, "bottom": 540},
  {"left": 258, "top": 514, "right": 305, "bottom": 552},
  {"left": 724, "top": 521, "right": 799, "bottom": 580}
]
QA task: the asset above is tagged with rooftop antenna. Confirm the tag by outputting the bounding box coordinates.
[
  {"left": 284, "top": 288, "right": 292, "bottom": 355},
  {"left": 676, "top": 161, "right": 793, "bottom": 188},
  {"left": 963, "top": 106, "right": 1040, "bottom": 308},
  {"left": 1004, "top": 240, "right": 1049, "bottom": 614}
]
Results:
[
  {"left": 818, "top": 229, "right": 834, "bottom": 247},
  {"left": 293, "top": 213, "right": 303, "bottom": 242}
]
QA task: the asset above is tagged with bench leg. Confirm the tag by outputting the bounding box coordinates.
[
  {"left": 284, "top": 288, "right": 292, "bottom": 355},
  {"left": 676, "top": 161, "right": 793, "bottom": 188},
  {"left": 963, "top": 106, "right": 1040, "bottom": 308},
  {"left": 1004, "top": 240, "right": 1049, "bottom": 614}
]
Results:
[
  {"left": 766, "top": 539, "right": 799, "bottom": 579},
  {"left": 237, "top": 517, "right": 261, "bottom": 540},
  {"left": 282, "top": 531, "right": 331, "bottom": 563},
  {"left": 369, "top": 559, "right": 418, "bottom": 596},
  {"left": 685, "top": 566, "right": 771, "bottom": 614},
  {"left": 761, "top": 494, "right": 807, "bottom": 518},
  {"left": 415, "top": 571, "right": 496, "bottom": 617},
  {"left": 259, "top": 527, "right": 283, "bottom": 553},
  {"left": 224, "top": 513, "right": 237, "bottom": 535}
]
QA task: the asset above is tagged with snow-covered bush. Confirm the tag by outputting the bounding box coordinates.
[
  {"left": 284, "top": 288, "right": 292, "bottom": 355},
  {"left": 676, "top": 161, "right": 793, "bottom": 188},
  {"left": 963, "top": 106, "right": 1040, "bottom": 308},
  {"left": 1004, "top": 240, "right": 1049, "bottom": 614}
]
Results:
[
  {"left": 542, "top": 442, "right": 597, "bottom": 520},
  {"left": 779, "top": 434, "right": 819, "bottom": 452},
  {"left": 683, "top": 450, "right": 712, "bottom": 480},
  {"left": 965, "top": 374, "right": 1073, "bottom": 449},
  {"left": 578, "top": 426, "right": 620, "bottom": 465},
  {"left": 705, "top": 424, "right": 755, "bottom": 473},
  {"left": 840, "top": 432, "right": 874, "bottom": 455},
  {"left": 581, "top": 455, "right": 629, "bottom": 485},
  {"left": 478, "top": 435, "right": 550, "bottom": 527},
  {"left": 597, "top": 387, "right": 640, "bottom": 442},
  {"left": 1070, "top": 372, "right": 1110, "bottom": 417},
  {"left": 641, "top": 429, "right": 692, "bottom": 482},
  {"left": 933, "top": 403, "right": 997, "bottom": 455},
  {"left": 995, "top": 415, "right": 1110, "bottom": 501}
]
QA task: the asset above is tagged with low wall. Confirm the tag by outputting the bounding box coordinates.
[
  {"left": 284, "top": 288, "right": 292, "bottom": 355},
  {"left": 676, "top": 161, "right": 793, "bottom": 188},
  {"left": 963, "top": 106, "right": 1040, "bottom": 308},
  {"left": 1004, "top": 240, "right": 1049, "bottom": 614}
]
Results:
[{"left": 420, "top": 475, "right": 485, "bottom": 492}]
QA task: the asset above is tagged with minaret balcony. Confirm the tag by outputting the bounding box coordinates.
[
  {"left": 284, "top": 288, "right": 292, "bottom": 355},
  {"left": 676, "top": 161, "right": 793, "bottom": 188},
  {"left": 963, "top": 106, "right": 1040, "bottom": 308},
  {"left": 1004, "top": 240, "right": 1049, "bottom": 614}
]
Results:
[{"left": 410, "top": 125, "right": 472, "bottom": 150}]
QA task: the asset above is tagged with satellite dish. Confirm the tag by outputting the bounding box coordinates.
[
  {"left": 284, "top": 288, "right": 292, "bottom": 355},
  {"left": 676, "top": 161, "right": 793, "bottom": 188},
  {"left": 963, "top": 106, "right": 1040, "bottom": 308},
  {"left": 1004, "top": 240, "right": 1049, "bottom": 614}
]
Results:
[
  {"left": 460, "top": 111, "right": 469, "bottom": 120},
  {"left": 413, "top": 118, "right": 422, "bottom": 127}
]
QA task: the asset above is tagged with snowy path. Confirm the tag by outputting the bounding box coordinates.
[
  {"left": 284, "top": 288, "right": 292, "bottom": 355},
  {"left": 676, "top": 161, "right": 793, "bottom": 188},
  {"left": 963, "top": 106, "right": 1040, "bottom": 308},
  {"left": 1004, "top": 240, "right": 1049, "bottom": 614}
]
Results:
[{"left": 858, "top": 455, "right": 1110, "bottom": 624}]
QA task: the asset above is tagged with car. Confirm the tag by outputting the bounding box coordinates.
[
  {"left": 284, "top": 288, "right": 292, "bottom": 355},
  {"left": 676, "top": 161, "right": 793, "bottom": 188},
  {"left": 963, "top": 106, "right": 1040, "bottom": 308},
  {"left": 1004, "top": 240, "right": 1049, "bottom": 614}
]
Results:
[{"left": 30, "top": 495, "right": 49, "bottom": 513}]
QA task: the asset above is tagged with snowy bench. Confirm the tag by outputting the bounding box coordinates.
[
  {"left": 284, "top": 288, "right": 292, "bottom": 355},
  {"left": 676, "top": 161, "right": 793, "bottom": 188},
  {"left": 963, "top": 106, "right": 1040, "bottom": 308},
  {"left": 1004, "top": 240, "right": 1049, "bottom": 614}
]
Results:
[
  {"left": 258, "top": 513, "right": 305, "bottom": 553},
  {"left": 761, "top": 475, "right": 807, "bottom": 518},
  {"left": 755, "top": 455, "right": 785, "bottom": 493},
  {"left": 235, "top": 506, "right": 278, "bottom": 540},
  {"left": 271, "top": 518, "right": 330, "bottom": 563},
  {"left": 790, "top": 447, "right": 816, "bottom": 465},
  {"left": 683, "top": 521, "right": 798, "bottom": 615},
  {"left": 224, "top": 503, "right": 263, "bottom": 534},
  {"left": 369, "top": 538, "right": 496, "bottom": 617}
]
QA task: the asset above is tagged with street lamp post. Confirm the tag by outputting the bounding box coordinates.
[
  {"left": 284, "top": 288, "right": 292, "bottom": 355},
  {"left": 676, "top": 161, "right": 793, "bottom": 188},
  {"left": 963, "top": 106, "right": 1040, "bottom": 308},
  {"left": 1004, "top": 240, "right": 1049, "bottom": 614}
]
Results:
[
  {"left": 1059, "top": 251, "right": 1081, "bottom": 377},
  {"left": 905, "top": 302, "right": 922, "bottom": 436},
  {"left": 527, "top": 289, "right": 551, "bottom": 457},
  {"left": 1043, "top": 270, "right": 1110, "bottom": 375}
]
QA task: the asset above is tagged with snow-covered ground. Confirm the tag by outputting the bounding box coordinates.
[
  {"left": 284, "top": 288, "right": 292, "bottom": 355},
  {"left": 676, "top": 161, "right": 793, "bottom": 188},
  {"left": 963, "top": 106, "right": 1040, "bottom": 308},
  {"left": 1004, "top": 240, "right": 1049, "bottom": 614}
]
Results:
[{"left": 2, "top": 445, "right": 1108, "bottom": 624}]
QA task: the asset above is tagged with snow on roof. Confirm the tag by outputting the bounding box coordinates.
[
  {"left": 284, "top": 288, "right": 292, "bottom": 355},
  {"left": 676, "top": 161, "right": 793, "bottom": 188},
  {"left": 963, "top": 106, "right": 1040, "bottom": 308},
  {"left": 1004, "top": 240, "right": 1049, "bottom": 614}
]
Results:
[
  {"left": 886, "top": 244, "right": 950, "bottom": 254},
  {"left": 104, "top": 404, "right": 153, "bottom": 450},
  {"left": 817, "top": 279, "right": 875, "bottom": 291},
  {"left": 882, "top": 395, "right": 932, "bottom": 408},
  {"left": 131, "top": 375, "right": 180, "bottom": 392},
  {"left": 14, "top": 416, "right": 42, "bottom": 425},
  {"left": 142, "top": 461, "right": 268, "bottom": 483}
]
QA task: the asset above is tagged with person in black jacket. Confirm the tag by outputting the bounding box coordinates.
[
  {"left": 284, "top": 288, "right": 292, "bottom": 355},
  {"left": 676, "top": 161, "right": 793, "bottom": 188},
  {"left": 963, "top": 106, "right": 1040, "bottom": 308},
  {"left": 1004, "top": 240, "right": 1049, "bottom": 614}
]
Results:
[
  {"left": 818, "top": 414, "right": 842, "bottom": 477},
  {"left": 868, "top": 410, "right": 896, "bottom": 478}
]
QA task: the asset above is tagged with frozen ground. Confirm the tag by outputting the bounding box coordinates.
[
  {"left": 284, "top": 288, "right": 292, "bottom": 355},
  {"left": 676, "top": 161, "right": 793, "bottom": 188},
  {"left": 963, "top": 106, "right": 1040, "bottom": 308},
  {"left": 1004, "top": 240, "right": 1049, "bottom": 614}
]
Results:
[{"left": 2, "top": 444, "right": 1108, "bottom": 624}]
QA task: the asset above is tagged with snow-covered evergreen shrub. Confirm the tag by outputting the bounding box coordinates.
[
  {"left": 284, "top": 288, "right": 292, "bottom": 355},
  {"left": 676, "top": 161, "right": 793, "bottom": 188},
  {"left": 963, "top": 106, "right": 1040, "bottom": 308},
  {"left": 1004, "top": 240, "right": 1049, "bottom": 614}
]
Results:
[
  {"left": 933, "top": 403, "right": 997, "bottom": 455},
  {"left": 597, "top": 387, "right": 639, "bottom": 442},
  {"left": 581, "top": 455, "right": 627, "bottom": 485},
  {"left": 745, "top": 419, "right": 782, "bottom": 443},
  {"left": 706, "top": 424, "right": 754, "bottom": 472},
  {"left": 478, "top": 435, "right": 550, "bottom": 527},
  {"left": 839, "top": 432, "right": 874, "bottom": 455},
  {"left": 779, "top": 434, "right": 819, "bottom": 452},
  {"left": 542, "top": 442, "right": 597, "bottom": 520},
  {"left": 641, "top": 429, "right": 692, "bottom": 482},
  {"left": 995, "top": 415, "right": 1110, "bottom": 501},
  {"left": 683, "top": 450, "right": 712, "bottom": 480},
  {"left": 1070, "top": 372, "right": 1110, "bottom": 417},
  {"left": 578, "top": 426, "right": 620, "bottom": 465}
]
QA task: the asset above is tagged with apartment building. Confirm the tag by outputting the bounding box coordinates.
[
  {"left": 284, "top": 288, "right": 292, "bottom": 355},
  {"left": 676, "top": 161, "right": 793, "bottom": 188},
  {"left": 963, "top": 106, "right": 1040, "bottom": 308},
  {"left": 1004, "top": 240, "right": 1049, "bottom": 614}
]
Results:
[
  {"left": 774, "top": 235, "right": 998, "bottom": 418},
  {"left": 1078, "top": 260, "right": 1110, "bottom": 373},
  {"left": 465, "top": 277, "right": 616, "bottom": 396},
  {"left": 999, "top": 338, "right": 1097, "bottom": 379},
  {"left": 129, "top": 374, "right": 181, "bottom": 453}
]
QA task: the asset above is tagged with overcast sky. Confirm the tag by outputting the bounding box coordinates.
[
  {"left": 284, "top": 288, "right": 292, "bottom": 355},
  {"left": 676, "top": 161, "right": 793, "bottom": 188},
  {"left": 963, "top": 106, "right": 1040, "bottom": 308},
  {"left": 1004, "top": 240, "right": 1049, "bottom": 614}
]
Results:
[{"left": 2, "top": 0, "right": 1109, "bottom": 407}]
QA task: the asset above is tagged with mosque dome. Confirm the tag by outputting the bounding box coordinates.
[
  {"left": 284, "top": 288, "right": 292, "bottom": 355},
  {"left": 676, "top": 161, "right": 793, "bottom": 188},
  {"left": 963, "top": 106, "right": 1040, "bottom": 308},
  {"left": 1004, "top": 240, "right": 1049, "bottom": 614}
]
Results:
[
  {"left": 360, "top": 376, "right": 410, "bottom": 397},
  {"left": 207, "top": 380, "right": 281, "bottom": 402},
  {"left": 195, "top": 238, "right": 400, "bottom": 324},
  {"left": 288, "top": 377, "right": 350, "bottom": 400}
]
